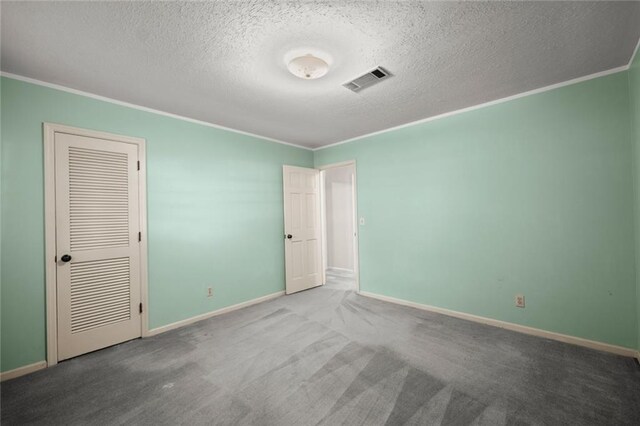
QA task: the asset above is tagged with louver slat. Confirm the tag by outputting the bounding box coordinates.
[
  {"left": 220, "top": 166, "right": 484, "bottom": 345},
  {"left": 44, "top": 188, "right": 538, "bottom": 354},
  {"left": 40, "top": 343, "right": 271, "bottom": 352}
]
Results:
[
  {"left": 70, "top": 257, "right": 131, "bottom": 333},
  {"left": 68, "top": 147, "right": 129, "bottom": 251}
]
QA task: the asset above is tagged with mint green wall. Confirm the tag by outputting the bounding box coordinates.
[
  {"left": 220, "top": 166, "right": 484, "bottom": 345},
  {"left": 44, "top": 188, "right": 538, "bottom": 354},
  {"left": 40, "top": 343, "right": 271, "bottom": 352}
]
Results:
[
  {"left": 316, "top": 71, "right": 638, "bottom": 349},
  {"left": 2, "top": 67, "right": 639, "bottom": 374},
  {"left": 629, "top": 51, "right": 640, "bottom": 351},
  {"left": 0, "top": 77, "right": 313, "bottom": 372}
]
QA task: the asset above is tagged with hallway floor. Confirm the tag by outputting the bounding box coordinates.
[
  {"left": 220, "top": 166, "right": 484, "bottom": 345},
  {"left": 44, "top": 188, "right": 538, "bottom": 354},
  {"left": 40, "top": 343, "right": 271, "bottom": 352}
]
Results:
[
  {"left": 2, "top": 277, "right": 640, "bottom": 425},
  {"left": 324, "top": 268, "right": 357, "bottom": 291}
]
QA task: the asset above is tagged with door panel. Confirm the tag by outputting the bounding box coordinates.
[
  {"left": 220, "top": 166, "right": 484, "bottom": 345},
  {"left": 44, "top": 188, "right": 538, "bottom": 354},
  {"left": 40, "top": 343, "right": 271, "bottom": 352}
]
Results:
[
  {"left": 283, "top": 166, "right": 322, "bottom": 294},
  {"left": 55, "top": 133, "right": 141, "bottom": 360}
]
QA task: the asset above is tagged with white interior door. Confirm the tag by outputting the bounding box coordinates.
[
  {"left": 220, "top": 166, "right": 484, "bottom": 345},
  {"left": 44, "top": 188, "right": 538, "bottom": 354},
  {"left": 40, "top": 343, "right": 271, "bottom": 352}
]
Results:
[
  {"left": 283, "top": 165, "right": 323, "bottom": 294},
  {"left": 55, "top": 132, "right": 142, "bottom": 360}
]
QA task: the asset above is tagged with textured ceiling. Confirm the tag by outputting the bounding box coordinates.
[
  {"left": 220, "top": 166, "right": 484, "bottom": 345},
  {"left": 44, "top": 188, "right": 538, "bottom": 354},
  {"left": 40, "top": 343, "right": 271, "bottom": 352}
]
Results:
[{"left": 2, "top": 1, "right": 640, "bottom": 149}]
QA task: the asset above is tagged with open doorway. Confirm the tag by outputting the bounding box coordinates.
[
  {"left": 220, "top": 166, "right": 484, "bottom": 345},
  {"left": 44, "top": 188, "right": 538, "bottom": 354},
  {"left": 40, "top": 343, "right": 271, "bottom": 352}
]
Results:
[{"left": 320, "top": 161, "right": 359, "bottom": 292}]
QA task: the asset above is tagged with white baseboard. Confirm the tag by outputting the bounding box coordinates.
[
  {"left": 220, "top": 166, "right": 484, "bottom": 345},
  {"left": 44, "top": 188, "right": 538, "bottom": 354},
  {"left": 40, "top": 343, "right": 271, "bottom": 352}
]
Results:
[
  {"left": 147, "top": 291, "right": 285, "bottom": 336},
  {"left": 359, "top": 291, "right": 637, "bottom": 358},
  {"left": 0, "top": 291, "right": 284, "bottom": 382},
  {"left": 0, "top": 360, "right": 47, "bottom": 382}
]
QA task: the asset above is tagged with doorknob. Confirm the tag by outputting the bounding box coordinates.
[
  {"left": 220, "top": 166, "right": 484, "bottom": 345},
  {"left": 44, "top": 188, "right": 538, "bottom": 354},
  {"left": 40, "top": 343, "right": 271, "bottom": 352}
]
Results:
[
  {"left": 286, "top": 234, "right": 293, "bottom": 239},
  {"left": 60, "top": 254, "right": 72, "bottom": 262}
]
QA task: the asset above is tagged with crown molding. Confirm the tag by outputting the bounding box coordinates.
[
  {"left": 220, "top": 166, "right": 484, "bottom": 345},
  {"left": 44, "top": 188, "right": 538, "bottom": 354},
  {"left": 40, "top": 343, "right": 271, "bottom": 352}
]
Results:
[
  {"left": 314, "top": 64, "right": 630, "bottom": 151},
  {"left": 628, "top": 36, "right": 640, "bottom": 69},
  {"left": 0, "top": 72, "right": 312, "bottom": 151},
  {"left": 2, "top": 56, "right": 635, "bottom": 154}
]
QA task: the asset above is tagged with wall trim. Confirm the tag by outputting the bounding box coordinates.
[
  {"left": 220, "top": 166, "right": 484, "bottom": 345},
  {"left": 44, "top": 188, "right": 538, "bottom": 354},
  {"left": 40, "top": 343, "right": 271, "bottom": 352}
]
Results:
[
  {"left": 0, "top": 72, "right": 311, "bottom": 151},
  {"left": 314, "top": 65, "right": 630, "bottom": 151},
  {"left": 0, "top": 361, "right": 47, "bottom": 382},
  {"left": 2, "top": 291, "right": 284, "bottom": 382},
  {"left": 359, "top": 291, "right": 638, "bottom": 358},
  {"left": 3, "top": 58, "right": 635, "bottom": 155},
  {"left": 629, "top": 36, "right": 640, "bottom": 69},
  {"left": 147, "top": 291, "right": 285, "bottom": 336},
  {"left": 317, "top": 160, "right": 357, "bottom": 170}
]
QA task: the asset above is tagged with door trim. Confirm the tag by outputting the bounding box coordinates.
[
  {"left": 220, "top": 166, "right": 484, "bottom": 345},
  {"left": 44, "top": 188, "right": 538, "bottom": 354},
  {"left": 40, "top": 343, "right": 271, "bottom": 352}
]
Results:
[
  {"left": 318, "top": 160, "right": 360, "bottom": 293},
  {"left": 43, "top": 123, "right": 148, "bottom": 367}
]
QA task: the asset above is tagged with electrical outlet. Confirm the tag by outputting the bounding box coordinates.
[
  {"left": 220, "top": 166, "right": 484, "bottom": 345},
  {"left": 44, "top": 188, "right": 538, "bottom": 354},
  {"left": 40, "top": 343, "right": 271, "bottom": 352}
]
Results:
[
  {"left": 207, "top": 287, "right": 213, "bottom": 297},
  {"left": 515, "top": 294, "right": 525, "bottom": 308}
]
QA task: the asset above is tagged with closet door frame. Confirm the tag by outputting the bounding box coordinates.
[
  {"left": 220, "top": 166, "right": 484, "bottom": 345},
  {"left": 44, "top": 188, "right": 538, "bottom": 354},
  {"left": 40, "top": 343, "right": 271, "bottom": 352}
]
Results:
[{"left": 44, "top": 123, "right": 149, "bottom": 367}]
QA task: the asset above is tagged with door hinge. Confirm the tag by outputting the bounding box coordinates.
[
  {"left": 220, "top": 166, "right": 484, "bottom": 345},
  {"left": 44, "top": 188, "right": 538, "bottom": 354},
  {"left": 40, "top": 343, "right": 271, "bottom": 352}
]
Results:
[
  {"left": 138, "top": 231, "right": 141, "bottom": 242},
  {"left": 139, "top": 303, "right": 143, "bottom": 314},
  {"left": 137, "top": 161, "right": 140, "bottom": 171},
  {"left": 54, "top": 255, "right": 57, "bottom": 263}
]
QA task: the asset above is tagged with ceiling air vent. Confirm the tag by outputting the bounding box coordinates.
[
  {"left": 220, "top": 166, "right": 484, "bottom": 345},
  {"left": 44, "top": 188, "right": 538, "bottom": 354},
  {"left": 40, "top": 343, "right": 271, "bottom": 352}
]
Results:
[{"left": 343, "top": 67, "right": 391, "bottom": 93}]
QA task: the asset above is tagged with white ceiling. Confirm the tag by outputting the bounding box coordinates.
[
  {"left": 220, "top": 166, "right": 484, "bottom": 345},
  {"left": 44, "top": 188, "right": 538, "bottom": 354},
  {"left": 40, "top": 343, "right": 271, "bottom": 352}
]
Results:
[{"left": 2, "top": 1, "right": 640, "bottom": 149}]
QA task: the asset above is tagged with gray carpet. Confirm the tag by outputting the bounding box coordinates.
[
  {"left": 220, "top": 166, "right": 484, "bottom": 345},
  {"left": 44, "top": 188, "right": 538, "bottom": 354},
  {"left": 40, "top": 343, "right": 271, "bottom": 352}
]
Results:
[{"left": 2, "top": 271, "right": 640, "bottom": 425}]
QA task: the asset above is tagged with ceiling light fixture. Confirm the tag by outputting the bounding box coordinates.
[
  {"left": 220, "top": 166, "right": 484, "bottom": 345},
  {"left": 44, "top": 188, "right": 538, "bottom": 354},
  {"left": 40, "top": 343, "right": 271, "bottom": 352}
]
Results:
[{"left": 287, "top": 54, "right": 329, "bottom": 80}]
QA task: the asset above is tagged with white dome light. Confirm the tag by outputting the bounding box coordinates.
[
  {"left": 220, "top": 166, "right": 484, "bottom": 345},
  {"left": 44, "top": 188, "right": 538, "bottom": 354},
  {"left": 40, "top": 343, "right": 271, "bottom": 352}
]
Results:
[{"left": 287, "top": 54, "right": 329, "bottom": 80}]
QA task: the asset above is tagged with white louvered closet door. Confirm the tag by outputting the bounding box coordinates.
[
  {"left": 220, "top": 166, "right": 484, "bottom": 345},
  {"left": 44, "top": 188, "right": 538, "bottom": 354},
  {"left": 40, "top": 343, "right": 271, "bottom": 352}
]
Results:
[{"left": 55, "top": 133, "right": 141, "bottom": 361}]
